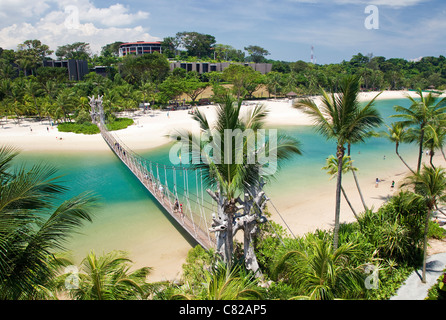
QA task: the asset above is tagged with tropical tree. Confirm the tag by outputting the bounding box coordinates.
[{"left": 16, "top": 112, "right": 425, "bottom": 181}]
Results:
[
  {"left": 402, "top": 165, "right": 446, "bottom": 283},
  {"left": 57, "top": 250, "right": 153, "bottom": 300},
  {"left": 381, "top": 122, "right": 416, "bottom": 174},
  {"left": 0, "top": 146, "right": 98, "bottom": 299},
  {"left": 322, "top": 155, "right": 359, "bottom": 220},
  {"left": 171, "top": 94, "right": 301, "bottom": 272},
  {"left": 423, "top": 123, "right": 446, "bottom": 169},
  {"left": 392, "top": 89, "right": 446, "bottom": 173},
  {"left": 273, "top": 233, "right": 366, "bottom": 300},
  {"left": 293, "top": 75, "right": 382, "bottom": 249}
]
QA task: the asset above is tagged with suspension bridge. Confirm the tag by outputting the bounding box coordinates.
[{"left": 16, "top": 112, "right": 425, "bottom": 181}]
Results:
[{"left": 89, "top": 96, "right": 216, "bottom": 250}]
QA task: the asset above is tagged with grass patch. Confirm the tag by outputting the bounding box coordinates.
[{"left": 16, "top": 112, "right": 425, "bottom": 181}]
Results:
[
  {"left": 57, "top": 122, "right": 100, "bottom": 135},
  {"left": 57, "top": 118, "right": 134, "bottom": 134},
  {"left": 106, "top": 118, "right": 134, "bottom": 131}
]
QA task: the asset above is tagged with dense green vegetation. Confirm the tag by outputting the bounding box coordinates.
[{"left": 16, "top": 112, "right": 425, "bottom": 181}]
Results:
[{"left": 1, "top": 38, "right": 445, "bottom": 132}]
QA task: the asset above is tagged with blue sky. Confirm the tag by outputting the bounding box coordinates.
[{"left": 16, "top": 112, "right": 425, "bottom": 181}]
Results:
[{"left": 0, "top": 0, "right": 445, "bottom": 64}]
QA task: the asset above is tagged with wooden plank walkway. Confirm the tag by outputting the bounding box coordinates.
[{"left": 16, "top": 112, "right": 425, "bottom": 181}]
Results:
[{"left": 98, "top": 125, "right": 215, "bottom": 250}]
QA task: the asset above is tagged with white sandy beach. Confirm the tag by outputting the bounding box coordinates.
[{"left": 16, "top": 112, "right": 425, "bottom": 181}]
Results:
[{"left": 1, "top": 89, "right": 445, "bottom": 281}]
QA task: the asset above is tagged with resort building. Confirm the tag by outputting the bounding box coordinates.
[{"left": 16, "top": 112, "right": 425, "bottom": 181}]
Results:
[
  {"left": 169, "top": 62, "right": 272, "bottom": 75},
  {"left": 118, "top": 41, "right": 162, "bottom": 57},
  {"left": 42, "top": 59, "right": 89, "bottom": 81}
]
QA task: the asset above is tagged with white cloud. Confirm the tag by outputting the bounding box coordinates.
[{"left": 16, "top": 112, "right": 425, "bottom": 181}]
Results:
[{"left": 0, "top": 1, "right": 158, "bottom": 54}]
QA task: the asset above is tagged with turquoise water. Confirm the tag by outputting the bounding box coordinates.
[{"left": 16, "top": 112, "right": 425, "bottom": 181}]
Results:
[{"left": 15, "top": 98, "right": 420, "bottom": 272}]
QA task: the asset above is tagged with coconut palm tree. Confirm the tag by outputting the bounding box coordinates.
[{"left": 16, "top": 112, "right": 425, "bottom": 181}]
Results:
[
  {"left": 57, "top": 250, "right": 153, "bottom": 300},
  {"left": 322, "top": 155, "right": 359, "bottom": 220},
  {"left": 381, "top": 122, "right": 416, "bottom": 174},
  {"left": 392, "top": 89, "right": 446, "bottom": 173},
  {"left": 293, "top": 75, "right": 382, "bottom": 249},
  {"left": 0, "top": 145, "right": 98, "bottom": 299},
  {"left": 402, "top": 165, "right": 446, "bottom": 283},
  {"left": 172, "top": 93, "right": 301, "bottom": 269},
  {"left": 423, "top": 123, "right": 446, "bottom": 169}
]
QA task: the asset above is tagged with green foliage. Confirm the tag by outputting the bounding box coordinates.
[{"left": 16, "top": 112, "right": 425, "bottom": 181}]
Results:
[
  {"left": 426, "top": 271, "right": 446, "bottom": 300},
  {"left": 57, "top": 122, "right": 100, "bottom": 135},
  {"left": 106, "top": 117, "right": 134, "bottom": 131},
  {"left": 0, "top": 146, "right": 98, "bottom": 299},
  {"left": 428, "top": 220, "right": 446, "bottom": 239}
]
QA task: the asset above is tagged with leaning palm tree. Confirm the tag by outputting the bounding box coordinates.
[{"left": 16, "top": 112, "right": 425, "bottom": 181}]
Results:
[
  {"left": 381, "top": 122, "right": 416, "bottom": 174},
  {"left": 0, "top": 145, "right": 98, "bottom": 299},
  {"left": 392, "top": 89, "right": 446, "bottom": 173},
  {"left": 402, "top": 165, "right": 446, "bottom": 283},
  {"left": 171, "top": 93, "right": 301, "bottom": 270},
  {"left": 423, "top": 123, "right": 446, "bottom": 169},
  {"left": 322, "top": 155, "right": 359, "bottom": 220},
  {"left": 294, "top": 75, "right": 382, "bottom": 249}
]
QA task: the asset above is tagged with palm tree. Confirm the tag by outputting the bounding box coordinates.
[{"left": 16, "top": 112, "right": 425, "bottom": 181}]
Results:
[
  {"left": 172, "top": 93, "right": 301, "bottom": 269},
  {"left": 392, "top": 89, "right": 446, "bottom": 173},
  {"left": 381, "top": 122, "right": 416, "bottom": 174},
  {"left": 24, "top": 77, "right": 44, "bottom": 121},
  {"left": 423, "top": 123, "right": 446, "bottom": 169},
  {"left": 402, "top": 165, "right": 446, "bottom": 283},
  {"left": 57, "top": 250, "right": 153, "bottom": 300},
  {"left": 0, "top": 145, "right": 98, "bottom": 299},
  {"left": 294, "top": 75, "right": 382, "bottom": 249},
  {"left": 273, "top": 233, "right": 365, "bottom": 300},
  {"left": 322, "top": 155, "right": 359, "bottom": 220}
]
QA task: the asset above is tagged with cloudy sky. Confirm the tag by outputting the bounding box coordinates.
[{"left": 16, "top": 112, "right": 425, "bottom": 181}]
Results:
[{"left": 0, "top": 0, "right": 445, "bottom": 64}]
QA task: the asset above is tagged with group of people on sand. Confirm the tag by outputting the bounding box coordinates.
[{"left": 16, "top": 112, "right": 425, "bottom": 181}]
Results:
[{"left": 375, "top": 177, "right": 395, "bottom": 189}]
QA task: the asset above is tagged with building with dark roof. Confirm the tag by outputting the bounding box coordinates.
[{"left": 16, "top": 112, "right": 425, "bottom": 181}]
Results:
[
  {"left": 169, "top": 61, "right": 272, "bottom": 75},
  {"left": 42, "top": 59, "right": 89, "bottom": 81},
  {"left": 118, "top": 41, "right": 162, "bottom": 57}
]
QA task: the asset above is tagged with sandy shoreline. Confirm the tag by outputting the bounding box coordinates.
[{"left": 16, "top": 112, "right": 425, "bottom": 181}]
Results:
[
  {"left": 2, "top": 90, "right": 440, "bottom": 153},
  {"left": 2, "top": 89, "right": 445, "bottom": 282}
]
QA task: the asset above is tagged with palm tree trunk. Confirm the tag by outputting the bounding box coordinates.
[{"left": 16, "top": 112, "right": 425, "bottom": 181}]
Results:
[
  {"left": 422, "top": 207, "right": 431, "bottom": 283},
  {"left": 351, "top": 170, "right": 368, "bottom": 211},
  {"left": 429, "top": 150, "right": 435, "bottom": 169},
  {"left": 341, "top": 186, "right": 358, "bottom": 220},
  {"left": 417, "top": 127, "right": 425, "bottom": 174},
  {"left": 347, "top": 144, "right": 367, "bottom": 212},
  {"left": 396, "top": 142, "right": 415, "bottom": 174},
  {"left": 333, "top": 145, "right": 345, "bottom": 250}
]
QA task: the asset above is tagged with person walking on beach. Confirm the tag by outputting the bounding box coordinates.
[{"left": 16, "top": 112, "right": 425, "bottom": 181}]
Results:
[
  {"left": 375, "top": 178, "right": 379, "bottom": 188},
  {"left": 391, "top": 180, "right": 395, "bottom": 189}
]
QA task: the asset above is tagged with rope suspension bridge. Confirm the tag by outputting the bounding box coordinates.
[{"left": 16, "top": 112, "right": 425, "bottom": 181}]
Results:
[
  {"left": 90, "top": 96, "right": 216, "bottom": 250},
  {"left": 89, "top": 95, "right": 294, "bottom": 253}
]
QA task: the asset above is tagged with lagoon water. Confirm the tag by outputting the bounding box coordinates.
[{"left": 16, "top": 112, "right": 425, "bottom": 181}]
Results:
[{"left": 15, "top": 98, "right": 419, "bottom": 280}]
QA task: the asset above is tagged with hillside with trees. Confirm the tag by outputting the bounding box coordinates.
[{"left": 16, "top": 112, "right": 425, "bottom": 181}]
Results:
[{"left": 1, "top": 35, "right": 445, "bottom": 130}]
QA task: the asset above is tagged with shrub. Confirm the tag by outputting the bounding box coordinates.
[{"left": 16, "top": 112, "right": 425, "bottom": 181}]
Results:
[
  {"left": 57, "top": 122, "right": 100, "bottom": 135},
  {"left": 106, "top": 118, "right": 134, "bottom": 131}
]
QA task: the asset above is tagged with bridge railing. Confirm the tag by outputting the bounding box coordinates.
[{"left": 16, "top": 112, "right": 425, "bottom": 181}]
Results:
[{"left": 98, "top": 123, "right": 215, "bottom": 250}]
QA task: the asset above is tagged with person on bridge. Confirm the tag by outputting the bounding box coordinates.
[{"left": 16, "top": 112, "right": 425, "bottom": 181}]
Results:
[{"left": 180, "top": 203, "right": 184, "bottom": 218}]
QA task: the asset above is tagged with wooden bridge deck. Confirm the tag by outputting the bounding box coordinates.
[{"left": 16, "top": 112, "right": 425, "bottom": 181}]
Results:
[{"left": 99, "top": 125, "right": 214, "bottom": 250}]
